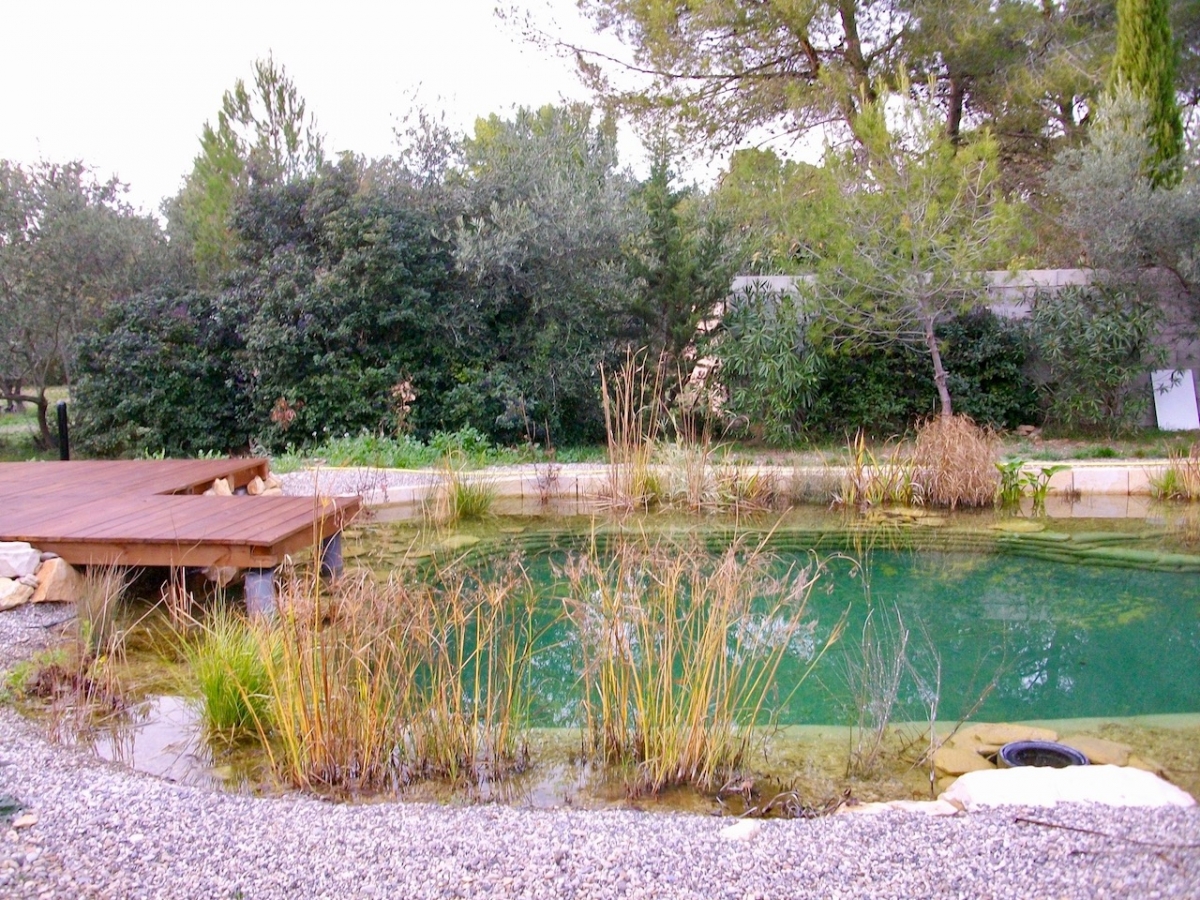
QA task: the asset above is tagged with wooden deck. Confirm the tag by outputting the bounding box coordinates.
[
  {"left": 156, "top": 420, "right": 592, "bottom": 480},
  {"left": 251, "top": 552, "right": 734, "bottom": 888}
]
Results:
[{"left": 0, "top": 459, "right": 360, "bottom": 569}]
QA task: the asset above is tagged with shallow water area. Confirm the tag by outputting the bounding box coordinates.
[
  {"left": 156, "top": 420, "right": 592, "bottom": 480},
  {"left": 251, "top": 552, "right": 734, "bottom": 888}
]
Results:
[{"left": 27, "top": 496, "right": 1200, "bottom": 811}]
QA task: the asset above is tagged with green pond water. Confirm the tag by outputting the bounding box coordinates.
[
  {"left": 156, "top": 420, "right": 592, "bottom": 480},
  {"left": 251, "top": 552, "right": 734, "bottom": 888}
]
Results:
[
  {"left": 45, "top": 504, "right": 1200, "bottom": 804},
  {"left": 459, "top": 546, "right": 1199, "bottom": 728},
  {"left": 343, "top": 507, "right": 1200, "bottom": 729}
]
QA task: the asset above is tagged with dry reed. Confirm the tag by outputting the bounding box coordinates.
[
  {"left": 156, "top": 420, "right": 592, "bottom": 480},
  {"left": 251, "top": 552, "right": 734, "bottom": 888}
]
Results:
[
  {"left": 910, "top": 416, "right": 999, "bottom": 509},
  {"left": 558, "top": 532, "right": 839, "bottom": 795}
]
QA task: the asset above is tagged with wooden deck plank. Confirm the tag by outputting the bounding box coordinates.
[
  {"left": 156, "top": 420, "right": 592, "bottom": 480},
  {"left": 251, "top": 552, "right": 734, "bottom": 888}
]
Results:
[{"left": 0, "top": 460, "right": 360, "bottom": 569}]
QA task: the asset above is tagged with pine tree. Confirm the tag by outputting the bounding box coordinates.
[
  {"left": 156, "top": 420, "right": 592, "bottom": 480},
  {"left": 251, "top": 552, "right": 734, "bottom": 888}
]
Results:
[{"left": 1109, "top": 0, "right": 1184, "bottom": 185}]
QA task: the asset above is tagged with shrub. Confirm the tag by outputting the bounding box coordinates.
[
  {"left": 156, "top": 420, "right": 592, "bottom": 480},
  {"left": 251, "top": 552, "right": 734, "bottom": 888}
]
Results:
[
  {"left": 911, "top": 416, "right": 999, "bottom": 509},
  {"left": 73, "top": 291, "right": 248, "bottom": 457},
  {"left": 1028, "top": 283, "right": 1165, "bottom": 433}
]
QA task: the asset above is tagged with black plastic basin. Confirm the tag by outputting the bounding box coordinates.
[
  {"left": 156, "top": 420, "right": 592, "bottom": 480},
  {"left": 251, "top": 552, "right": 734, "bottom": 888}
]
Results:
[{"left": 998, "top": 740, "right": 1090, "bottom": 768}]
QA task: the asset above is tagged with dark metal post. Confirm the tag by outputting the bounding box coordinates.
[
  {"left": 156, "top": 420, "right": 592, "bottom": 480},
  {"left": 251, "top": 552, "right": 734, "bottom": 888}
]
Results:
[{"left": 56, "top": 401, "right": 69, "bottom": 461}]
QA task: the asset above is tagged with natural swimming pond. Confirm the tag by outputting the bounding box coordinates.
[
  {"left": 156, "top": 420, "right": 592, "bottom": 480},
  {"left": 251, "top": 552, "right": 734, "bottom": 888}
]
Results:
[
  {"left": 347, "top": 511, "right": 1200, "bottom": 727},
  {"left": 26, "top": 503, "right": 1200, "bottom": 807}
]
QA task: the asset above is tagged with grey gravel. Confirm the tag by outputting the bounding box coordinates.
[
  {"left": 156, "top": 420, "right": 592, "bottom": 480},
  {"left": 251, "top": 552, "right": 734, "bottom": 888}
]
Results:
[{"left": 2, "top": 605, "right": 1199, "bottom": 899}]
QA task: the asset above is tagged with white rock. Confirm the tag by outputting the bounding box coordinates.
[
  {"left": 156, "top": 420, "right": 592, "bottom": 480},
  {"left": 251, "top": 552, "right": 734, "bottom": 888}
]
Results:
[
  {"left": 941, "top": 765, "right": 1197, "bottom": 809},
  {"left": 719, "top": 819, "right": 763, "bottom": 841},
  {"left": 0, "top": 542, "right": 42, "bottom": 578},
  {"left": 12, "top": 813, "right": 37, "bottom": 830},
  {"left": 0, "top": 577, "right": 35, "bottom": 610},
  {"left": 886, "top": 799, "right": 962, "bottom": 817}
]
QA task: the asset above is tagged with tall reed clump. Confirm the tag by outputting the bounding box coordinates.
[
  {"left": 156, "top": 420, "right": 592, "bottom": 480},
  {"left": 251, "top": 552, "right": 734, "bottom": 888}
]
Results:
[
  {"left": 256, "top": 563, "right": 544, "bottom": 793},
  {"left": 910, "top": 415, "right": 999, "bottom": 509},
  {"left": 558, "top": 534, "right": 839, "bottom": 795},
  {"left": 600, "top": 351, "right": 663, "bottom": 511},
  {"left": 1151, "top": 442, "right": 1200, "bottom": 501},
  {"left": 834, "top": 432, "right": 917, "bottom": 508},
  {"left": 76, "top": 565, "right": 133, "bottom": 663},
  {"left": 429, "top": 452, "right": 497, "bottom": 525},
  {"left": 182, "top": 603, "right": 277, "bottom": 740}
]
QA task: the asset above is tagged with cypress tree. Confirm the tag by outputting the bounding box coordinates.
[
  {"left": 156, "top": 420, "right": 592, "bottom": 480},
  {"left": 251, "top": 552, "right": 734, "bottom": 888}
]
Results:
[{"left": 1109, "top": 0, "right": 1184, "bottom": 185}]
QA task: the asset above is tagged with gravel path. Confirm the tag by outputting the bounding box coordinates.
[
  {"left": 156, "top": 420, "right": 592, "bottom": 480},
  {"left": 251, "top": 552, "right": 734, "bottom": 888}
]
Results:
[{"left": 2, "top": 604, "right": 1198, "bottom": 899}]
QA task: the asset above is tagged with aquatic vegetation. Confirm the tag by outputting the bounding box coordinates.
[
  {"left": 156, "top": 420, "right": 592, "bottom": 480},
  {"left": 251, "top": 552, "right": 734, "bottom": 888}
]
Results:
[
  {"left": 429, "top": 453, "right": 498, "bottom": 524},
  {"left": 599, "top": 351, "right": 663, "bottom": 512},
  {"left": 181, "top": 603, "right": 276, "bottom": 740},
  {"left": 910, "top": 415, "right": 998, "bottom": 509},
  {"left": 1151, "top": 442, "right": 1200, "bottom": 501},
  {"left": 558, "top": 533, "right": 842, "bottom": 795},
  {"left": 255, "top": 563, "right": 544, "bottom": 793},
  {"left": 76, "top": 565, "right": 133, "bottom": 663},
  {"left": 835, "top": 431, "right": 918, "bottom": 508}
]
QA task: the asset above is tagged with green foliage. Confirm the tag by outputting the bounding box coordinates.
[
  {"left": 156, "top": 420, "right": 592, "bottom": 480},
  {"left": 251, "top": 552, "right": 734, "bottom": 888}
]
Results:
[
  {"left": 1029, "top": 283, "right": 1166, "bottom": 432},
  {"left": 1110, "top": 0, "right": 1184, "bottom": 184},
  {"left": 231, "top": 157, "right": 455, "bottom": 449},
  {"left": 73, "top": 291, "right": 247, "bottom": 457},
  {"left": 625, "top": 143, "right": 736, "bottom": 370},
  {"left": 811, "top": 88, "right": 1018, "bottom": 417},
  {"left": 717, "top": 284, "right": 1037, "bottom": 440},
  {"left": 452, "top": 104, "right": 639, "bottom": 445},
  {"left": 0, "top": 160, "right": 167, "bottom": 447},
  {"left": 167, "top": 54, "right": 325, "bottom": 284},
  {"left": 183, "top": 604, "right": 276, "bottom": 739},
  {"left": 712, "top": 283, "right": 823, "bottom": 444},
  {"left": 1054, "top": 90, "right": 1200, "bottom": 290}
]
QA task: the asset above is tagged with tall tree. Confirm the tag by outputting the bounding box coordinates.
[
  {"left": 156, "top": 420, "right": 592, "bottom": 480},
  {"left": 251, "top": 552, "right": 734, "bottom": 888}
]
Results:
[
  {"left": 451, "top": 104, "right": 639, "bottom": 442},
  {"left": 0, "top": 161, "right": 165, "bottom": 446},
  {"left": 1109, "top": 0, "right": 1184, "bottom": 183},
  {"left": 810, "top": 92, "right": 1017, "bottom": 418},
  {"left": 167, "top": 55, "right": 325, "bottom": 285},
  {"left": 625, "top": 144, "right": 736, "bottom": 376}
]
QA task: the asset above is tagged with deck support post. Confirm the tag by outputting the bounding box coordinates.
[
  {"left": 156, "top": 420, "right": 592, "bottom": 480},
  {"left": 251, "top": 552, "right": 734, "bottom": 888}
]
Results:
[
  {"left": 320, "top": 532, "right": 344, "bottom": 579},
  {"left": 244, "top": 568, "right": 277, "bottom": 618}
]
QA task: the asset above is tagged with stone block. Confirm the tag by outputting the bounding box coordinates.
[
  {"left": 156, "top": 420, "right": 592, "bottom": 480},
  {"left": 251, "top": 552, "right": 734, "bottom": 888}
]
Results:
[
  {"left": 1060, "top": 735, "right": 1133, "bottom": 767},
  {"left": 947, "top": 723, "right": 1058, "bottom": 755},
  {"left": 942, "top": 765, "right": 1196, "bottom": 809},
  {"left": 212, "top": 478, "right": 233, "bottom": 496},
  {"left": 246, "top": 475, "right": 266, "bottom": 496},
  {"left": 0, "top": 542, "right": 42, "bottom": 578},
  {"left": 1072, "top": 467, "right": 1129, "bottom": 495},
  {"left": 933, "top": 746, "right": 995, "bottom": 777},
  {"left": 30, "top": 558, "right": 83, "bottom": 604},
  {"left": 0, "top": 577, "right": 35, "bottom": 610}
]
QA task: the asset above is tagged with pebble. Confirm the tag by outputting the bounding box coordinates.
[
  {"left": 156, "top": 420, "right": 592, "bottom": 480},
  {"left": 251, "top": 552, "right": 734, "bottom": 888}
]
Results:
[{"left": 3, "top": 595, "right": 1200, "bottom": 899}]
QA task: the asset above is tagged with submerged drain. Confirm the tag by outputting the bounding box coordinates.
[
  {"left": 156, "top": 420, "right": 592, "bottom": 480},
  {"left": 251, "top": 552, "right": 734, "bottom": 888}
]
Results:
[{"left": 998, "top": 740, "right": 1090, "bottom": 768}]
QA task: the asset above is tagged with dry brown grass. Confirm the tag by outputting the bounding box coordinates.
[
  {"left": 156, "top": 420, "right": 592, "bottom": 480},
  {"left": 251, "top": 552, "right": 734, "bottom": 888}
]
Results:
[{"left": 910, "top": 415, "right": 999, "bottom": 509}]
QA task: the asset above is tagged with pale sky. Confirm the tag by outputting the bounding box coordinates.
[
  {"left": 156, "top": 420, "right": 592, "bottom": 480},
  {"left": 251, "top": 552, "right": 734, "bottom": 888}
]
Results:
[{"left": 1, "top": 0, "right": 620, "bottom": 215}]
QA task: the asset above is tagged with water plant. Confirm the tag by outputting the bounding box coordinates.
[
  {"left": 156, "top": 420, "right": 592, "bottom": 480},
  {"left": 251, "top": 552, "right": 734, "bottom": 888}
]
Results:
[
  {"left": 910, "top": 415, "right": 998, "bottom": 509},
  {"left": 834, "top": 431, "right": 917, "bottom": 508},
  {"left": 558, "top": 532, "right": 841, "bottom": 795},
  {"left": 430, "top": 453, "right": 498, "bottom": 524},
  {"left": 181, "top": 603, "right": 276, "bottom": 740},
  {"left": 76, "top": 565, "right": 133, "bottom": 663},
  {"left": 995, "top": 460, "right": 1070, "bottom": 513},
  {"left": 1151, "top": 442, "right": 1200, "bottom": 501},
  {"left": 255, "top": 562, "right": 545, "bottom": 793},
  {"left": 599, "top": 351, "right": 663, "bottom": 511}
]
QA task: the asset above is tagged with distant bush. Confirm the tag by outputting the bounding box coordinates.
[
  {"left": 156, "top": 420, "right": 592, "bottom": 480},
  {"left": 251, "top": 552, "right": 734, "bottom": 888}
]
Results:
[
  {"left": 1028, "top": 283, "right": 1165, "bottom": 433},
  {"left": 73, "top": 291, "right": 248, "bottom": 457}
]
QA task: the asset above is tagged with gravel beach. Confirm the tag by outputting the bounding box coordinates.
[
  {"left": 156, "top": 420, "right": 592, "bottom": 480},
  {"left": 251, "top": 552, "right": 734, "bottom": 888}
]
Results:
[{"left": 2, "top": 604, "right": 1198, "bottom": 899}]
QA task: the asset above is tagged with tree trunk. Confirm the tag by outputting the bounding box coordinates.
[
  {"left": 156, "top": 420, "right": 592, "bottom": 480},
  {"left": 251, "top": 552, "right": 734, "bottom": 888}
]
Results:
[
  {"left": 35, "top": 395, "right": 54, "bottom": 450},
  {"left": 946, "top": 76, "right": 965, "bottom": 146},
  {"left": 924, "top": 319, "right": 953, "bottom": 418}
]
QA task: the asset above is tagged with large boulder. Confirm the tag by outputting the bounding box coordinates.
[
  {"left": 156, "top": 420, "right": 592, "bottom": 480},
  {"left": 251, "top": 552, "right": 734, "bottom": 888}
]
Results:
[
  {"left": 1060, "top": 735, "right": 1133, "bottom": 767},
  {"left": 933, "top": 745, "right": 996, "bottom": 778},
  {"left": 0, "top": 577, "right": 35, "bottom": 610},
  {"left": 946, "top": 723, "right": 1058, "bottom": 755},
  {"left": 30, "top": 557, "right": 84, "bottom": 604},
  {"left": 0, "top": 542, "right": 42, "bottom": 579},
  {"left": 942, "top": 765, "right": 1196, "bottom": 809}
]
